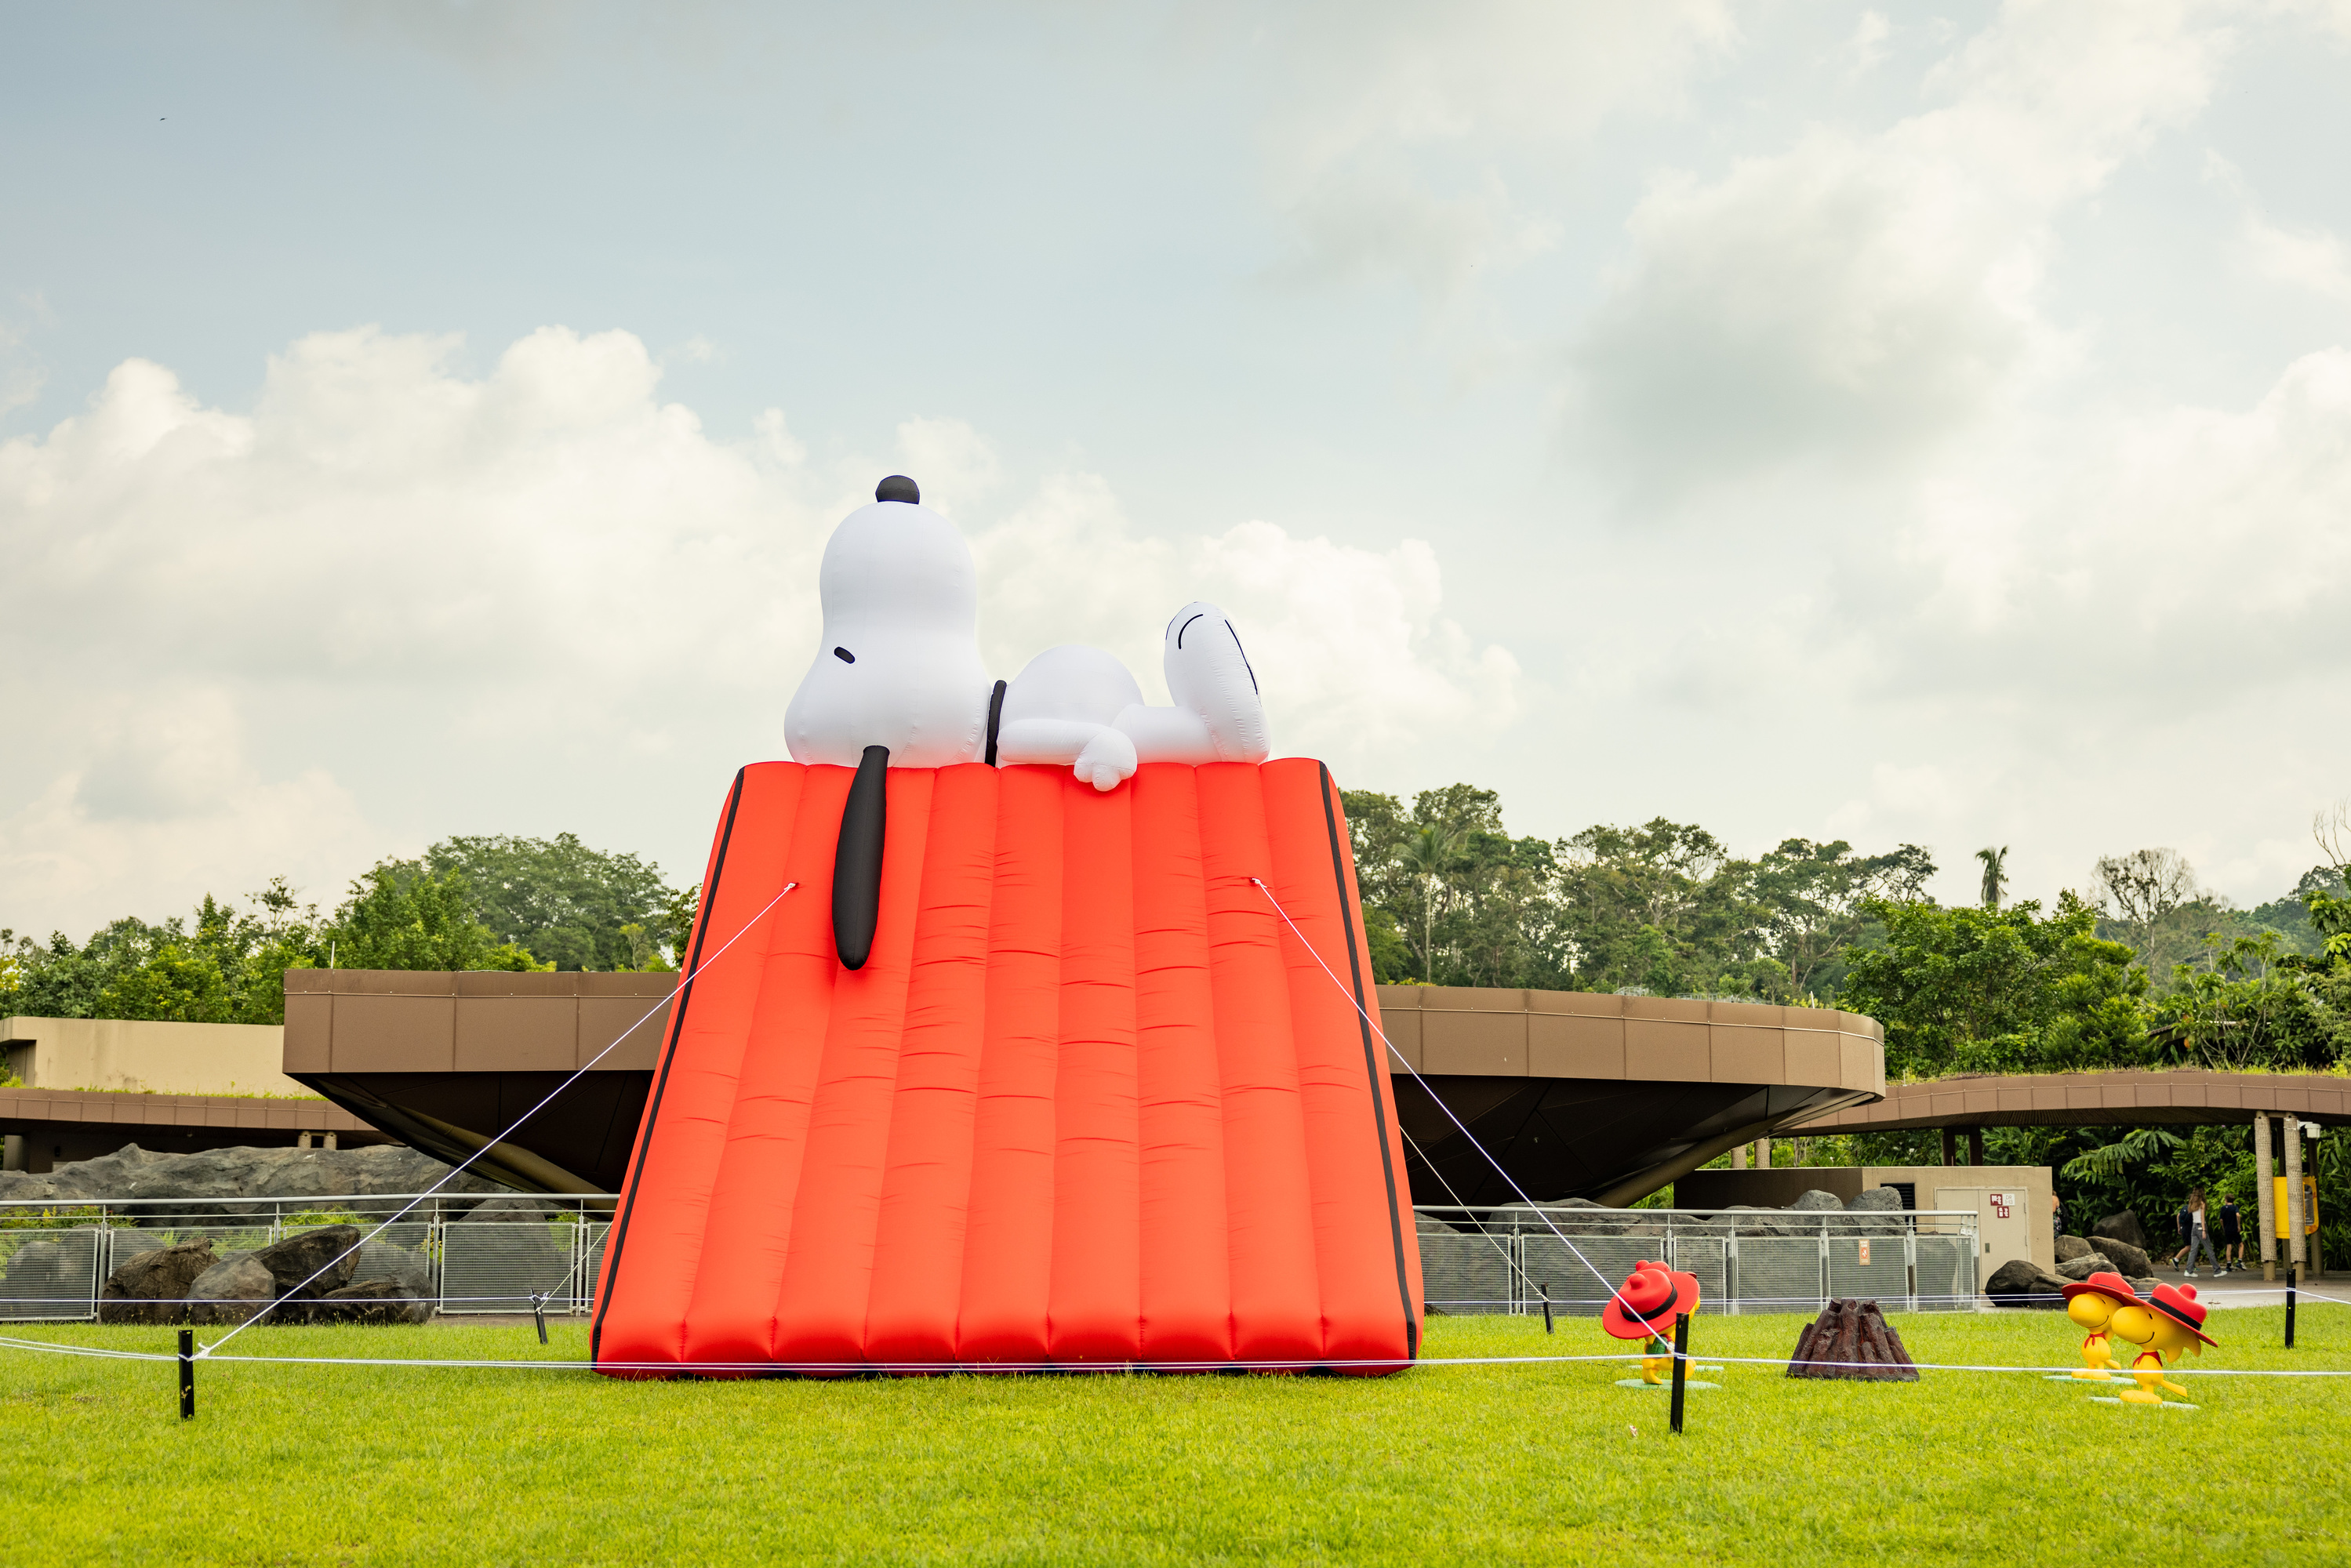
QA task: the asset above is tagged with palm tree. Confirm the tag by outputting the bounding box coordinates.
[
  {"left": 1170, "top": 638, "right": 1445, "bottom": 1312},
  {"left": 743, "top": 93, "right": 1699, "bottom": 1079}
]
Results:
[
  {"left": 1401, "top": 825, "right": 1467, "bottom": 982},
  {"left": 1975, "top": 845, "right": 2010, "bottom": 909}
]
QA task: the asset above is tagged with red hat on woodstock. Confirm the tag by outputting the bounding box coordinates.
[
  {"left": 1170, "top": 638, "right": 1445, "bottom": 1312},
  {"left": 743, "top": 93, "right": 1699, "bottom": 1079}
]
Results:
[
  {"left": 2146, "top": 1280, "right": 2216, "bottom": 1346},
  {"left": 1601, "top": 1259, "right": 1702, "bottom": 1341},
  {"left": 2060, "top": 1271, "right": 2139, "bottom": 1308}
]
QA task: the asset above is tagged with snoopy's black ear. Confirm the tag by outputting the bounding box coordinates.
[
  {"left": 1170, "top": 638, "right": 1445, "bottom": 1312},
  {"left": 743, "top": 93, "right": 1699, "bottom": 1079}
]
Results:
[{"left": 876, "top": 474, "right": 920, "bottom": 504}]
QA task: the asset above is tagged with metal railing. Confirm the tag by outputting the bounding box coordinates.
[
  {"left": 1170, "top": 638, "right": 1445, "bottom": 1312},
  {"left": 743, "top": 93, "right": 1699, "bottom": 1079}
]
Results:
[
  {"left": 0, "top": 1193, "right": 613, "bottom": 1323},
  {"left": 1415, "top": 1206, "right": 1982, "bottom": 1316},
  {"left": 0, "top": 1193, "right": 1982, "bottom": 1323}
]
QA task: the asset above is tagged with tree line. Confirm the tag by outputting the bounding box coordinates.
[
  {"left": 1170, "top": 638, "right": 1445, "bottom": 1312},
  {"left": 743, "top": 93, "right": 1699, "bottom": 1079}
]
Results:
[
  {"left": 0, "top": 834, "right": 696, "bottom": 1029},
  {"left": 1348, "top": 782, "right": 2351, "bottom": 1258}
]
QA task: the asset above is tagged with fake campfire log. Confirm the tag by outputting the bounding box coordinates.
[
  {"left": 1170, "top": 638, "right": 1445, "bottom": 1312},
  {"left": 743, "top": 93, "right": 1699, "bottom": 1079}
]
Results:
[{"left": 1786, "top": 1298, "right": 1919, "bottom": 1381}]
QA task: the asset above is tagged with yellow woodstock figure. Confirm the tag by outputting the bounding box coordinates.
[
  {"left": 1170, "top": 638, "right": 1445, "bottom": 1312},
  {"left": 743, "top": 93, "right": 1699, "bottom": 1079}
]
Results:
[
  {"left": 2107, "top": 1281, "right": 2215, "bottom": 1405},
  {"left": 1601, "top": 1260, "right": 1702, "bottom": 1385},
  {"left": 2060, "top": 1271, "right": 2138, "bottom": 1379}
]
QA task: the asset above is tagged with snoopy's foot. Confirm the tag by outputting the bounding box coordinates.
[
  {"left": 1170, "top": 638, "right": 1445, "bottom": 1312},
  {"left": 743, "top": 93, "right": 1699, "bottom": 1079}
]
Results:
[
  {"left": 2071, "top": 1368, "right": 2112, "bottom": 1380},
  {"left": 1074, "top": 727, "right": 1138, "bottom": 792},
  {"left": 2118, "top": 1386, "right": 2163, "bottom": 1405}
]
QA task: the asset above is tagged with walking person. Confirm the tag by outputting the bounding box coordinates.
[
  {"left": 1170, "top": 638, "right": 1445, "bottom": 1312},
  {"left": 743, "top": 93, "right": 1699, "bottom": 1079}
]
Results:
[
  {"left": 2215, "top": 1191, "right": 2242, "bottom": 1276},
  {"left": 2169, "top": 1199, "right": 2193, "bottom": 1270},
  {"left": 2180, "top": 1189, "right": 2219, "bottom": 1278}
]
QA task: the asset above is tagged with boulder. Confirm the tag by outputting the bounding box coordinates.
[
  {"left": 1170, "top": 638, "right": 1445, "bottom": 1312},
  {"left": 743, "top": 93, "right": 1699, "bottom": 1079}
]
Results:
[
  {"left": 2092, "top": 1211, "right": 2152, "bottom": 1252},
  {"left": 2087, "top": 1236, "right": 2153, "bottom": 1279},
  {"left": 1846, "top": 1187, "right": 1905, "bottom": 1212},
  {"left": 462, "top": 1196, "right": 558, "bottom": 1224},
  {"left": 187, "top": 1252, "right": 275, "bottom": 1326},
  {"left": 2055, "top": 1254, "right": 2107, "bottom": 1282},
  {"left": 1790, "top": 1190, "right": 1845, "bottom": 1212},
  {"left": 2054, "top": 1234, "right": 2094, "bottom": 1265},
  {"left": 1786, "top": 1298, "right": 1919, "bottom": 1381},
  {"left": 98, "top": 1236, "right": 216, "bottom": 1324},
  {"left": 252, "top": 1225, "right": 363, "bottom": 1298},
  {"left": 0, "top": 1142, "right": 499, "bottom": 1218},
  {"left": 1, "top": 1238, "right": 87, "bottom": 1308},
  {"left": 308, "top": 1279, "right": 432, "bottom": 1326},
  {"left": 1984, "top": 1257, "right": 2069, "bottom": 1308},
  {"left": 353, "top": 1241, "right": 434, "bottom": 1302}
]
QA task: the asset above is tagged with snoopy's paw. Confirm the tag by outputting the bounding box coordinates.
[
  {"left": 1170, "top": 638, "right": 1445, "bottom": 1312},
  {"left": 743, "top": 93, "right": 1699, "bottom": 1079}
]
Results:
[{"left": 1074, "top": 728, "right": 1138, "bottom": 792}]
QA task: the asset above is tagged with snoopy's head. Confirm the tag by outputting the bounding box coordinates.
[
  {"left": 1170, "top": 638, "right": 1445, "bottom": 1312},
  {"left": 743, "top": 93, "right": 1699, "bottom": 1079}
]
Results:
[{"left": 783, "top": 475, "right": 993, "bottom": 768}]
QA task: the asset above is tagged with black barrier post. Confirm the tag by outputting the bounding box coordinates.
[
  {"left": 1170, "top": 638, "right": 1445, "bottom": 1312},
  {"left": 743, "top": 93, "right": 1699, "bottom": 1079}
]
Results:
[
  {"left": 1668, "top": 1315, "right": 1689, "bottom": 1435},
  {"left": 1540, "top": 1285, "right": 1553, "bottom": 1334},
  {"left": 177, "top": 1329, "right": 194, "bottom": 1419},
  {"left": 2287, "top": 1265, "right": 2298, "bottom": 1349},
  {"left": 532, "top": 1291, "right": 550, "bottom": 1346}
]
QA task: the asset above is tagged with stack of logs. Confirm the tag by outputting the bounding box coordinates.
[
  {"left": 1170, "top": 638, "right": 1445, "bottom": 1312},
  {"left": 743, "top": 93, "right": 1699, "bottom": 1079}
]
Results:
[{"left": 1786, "top": 1298, "right": 1919, "bottom": 1381}]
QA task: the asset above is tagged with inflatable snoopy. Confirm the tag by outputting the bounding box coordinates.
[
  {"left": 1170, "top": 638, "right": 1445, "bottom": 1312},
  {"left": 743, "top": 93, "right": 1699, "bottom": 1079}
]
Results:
[
  {"left": 785, "top": 474, "right": 1270, "bottom": 787},
  {"left": 787, "top": 475, "right": 1271, "bottom": 967}
]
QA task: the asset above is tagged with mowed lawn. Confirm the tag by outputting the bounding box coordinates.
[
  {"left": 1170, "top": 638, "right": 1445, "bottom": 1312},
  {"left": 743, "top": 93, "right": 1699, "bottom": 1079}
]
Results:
[{"left": 5, "top": 1307, "right": 2347, "bottom": 1565}]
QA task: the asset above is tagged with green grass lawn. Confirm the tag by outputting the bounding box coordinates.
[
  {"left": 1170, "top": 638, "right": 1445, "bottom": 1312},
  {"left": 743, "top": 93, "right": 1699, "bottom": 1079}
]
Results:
[{"left": 5, "top": 1307, "right": 2346, "bottom": 1565}]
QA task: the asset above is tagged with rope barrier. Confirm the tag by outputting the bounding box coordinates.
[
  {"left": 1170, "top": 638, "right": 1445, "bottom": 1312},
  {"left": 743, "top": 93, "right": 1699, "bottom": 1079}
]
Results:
[{"left": 192, "top": 880, "right": 798, "bottom": 1362}]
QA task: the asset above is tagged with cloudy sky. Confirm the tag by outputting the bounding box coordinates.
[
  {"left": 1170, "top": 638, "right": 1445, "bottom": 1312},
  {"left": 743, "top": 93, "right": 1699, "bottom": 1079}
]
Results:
[{"left": 7, "top": 1, "right": 2351, "bottom": 937}]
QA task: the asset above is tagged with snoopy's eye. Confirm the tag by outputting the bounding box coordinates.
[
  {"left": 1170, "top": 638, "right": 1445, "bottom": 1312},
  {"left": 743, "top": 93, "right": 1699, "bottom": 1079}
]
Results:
[{"left": 834, "top": 647, "right": 856, "bottom": 664}]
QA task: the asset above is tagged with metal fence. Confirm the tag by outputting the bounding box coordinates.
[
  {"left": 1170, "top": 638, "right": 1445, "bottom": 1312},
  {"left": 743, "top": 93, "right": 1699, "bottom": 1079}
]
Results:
[
  {"left": 1416, "top": 1206, "right": 1981, "bottom": 1316},
  {"left": 1, "top": 1192, "right": 1982, "bottom": 1323},
  {"left": 0, "top": 1193, "right": 612, "bottom": 1323}
]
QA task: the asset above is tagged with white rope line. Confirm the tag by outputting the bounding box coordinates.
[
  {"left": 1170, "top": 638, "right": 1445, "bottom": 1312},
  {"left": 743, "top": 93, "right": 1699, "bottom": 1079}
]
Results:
[
  {"left": 7, "top": 1333, "right": 2351, "bottom": 1379},
  {"left": 1394, "top": 1122, "right": 1550, "bottom": 1303},
  {"left": 194, "top": 880, "right": 800, "bottom": 1359},
  {"left": 1250, "top": 877, "right": 1652, "bottom": 1329}
]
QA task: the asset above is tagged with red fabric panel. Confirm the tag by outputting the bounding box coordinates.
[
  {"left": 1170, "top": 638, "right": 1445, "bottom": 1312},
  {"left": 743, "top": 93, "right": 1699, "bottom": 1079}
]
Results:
[
  {"left": 1194, "top": 762, "right": 1324, "bottom": 1362},
  {"left": 1264, "top": 759, "right": 1421, "bottom": 1367},
  {"left": 863, "top": 764, "right": 999, "bottom": 1362},
  {"left": 594, "top": 758, "right": 1415, "bottom": 1375},
  {"left": 1045, "top": 773, "right": 1141, "bottom": 1362},
  {"left": 768, "top": 768, "right": 936, "bottom": 1367},
  {"left": 953, "top": 766, "right": 1063, "bottom": 1363},
  {"left": 1129, "top": 766, "right": 1233, "bottom": 1362}
]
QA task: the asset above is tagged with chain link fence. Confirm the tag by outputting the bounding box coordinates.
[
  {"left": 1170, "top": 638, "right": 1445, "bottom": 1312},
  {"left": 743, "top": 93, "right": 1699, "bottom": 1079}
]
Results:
[
  {"left": 0, "top": 1194, "right": 611, "bottom": 1322},
  {"left": 1417, "top": 1206, "right": 1981, "bottom": 1316},
  {"left": 2, "top": 1193, "right": 1981, "bottom": 1323}
]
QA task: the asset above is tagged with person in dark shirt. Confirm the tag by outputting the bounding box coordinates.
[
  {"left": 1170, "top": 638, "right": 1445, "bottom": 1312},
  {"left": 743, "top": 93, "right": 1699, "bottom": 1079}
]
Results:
[{"left": 2215, "top": 1192, "right": 2242, "bottom": 1276}]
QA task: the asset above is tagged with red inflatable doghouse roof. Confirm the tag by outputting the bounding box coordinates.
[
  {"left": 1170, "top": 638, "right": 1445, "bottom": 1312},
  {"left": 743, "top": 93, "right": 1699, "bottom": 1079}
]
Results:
[{"left": 590, "top": 757, "right": 1423, "bottom": 1374}]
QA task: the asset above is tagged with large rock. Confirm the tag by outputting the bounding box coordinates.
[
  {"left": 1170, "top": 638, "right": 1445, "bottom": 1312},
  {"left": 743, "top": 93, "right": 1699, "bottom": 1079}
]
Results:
[
  {"left": 0, "top": 1142, "right": 502, "bottom": 1218},
  {"left": 252, "top": 1225, "right": 363, "bottom": 1298},
  {"left": 2087, "top": 1235, "right": 2153, "bottom": 1279},
  {"left": 1984, "top": 1257, "right": 2069, "bottom": 1308},
  {"left": 2055, "top": 1254, "right": 2108, "bottom": 1282},
  {"left": 1, "top": 1238, "right": 89, "bottom": 1308},
  {"left": 187, "top": 1252, "right": 275, "bottom": 1326},
  {"left": 1790, "top": 1190, "right": 1845, "bottom": 1212},
  {"left": 307, "top": 1279, "right": 433, "bottom": 1326},
  {"left": 463, "top": 1196, "right": 558, "bottom": 1224},
  {"left": 2092, "top": 1211, "right": 2152, "bottom": 1252},
  {"left": 1846, "top": 1187, "right": 1905, "bottom": 1212},
  {"left": 354, "top": 1241, "right": 432, "bottom": 1298},
  {"left": 98, "top": 1236, "right": 216, "bottom": 1324},
  {"left": 2054, "top": 1234, "right": 2094, "bottom": 1265}
]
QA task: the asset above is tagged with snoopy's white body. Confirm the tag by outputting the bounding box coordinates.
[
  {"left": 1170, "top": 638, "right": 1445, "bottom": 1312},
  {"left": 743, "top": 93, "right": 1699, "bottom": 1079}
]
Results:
[{"left": 786, "top": 488, "right": 1272, "bottom": 788}]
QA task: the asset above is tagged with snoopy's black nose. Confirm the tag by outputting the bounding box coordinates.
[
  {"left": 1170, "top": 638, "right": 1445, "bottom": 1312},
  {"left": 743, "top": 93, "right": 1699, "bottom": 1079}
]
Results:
[{"left": 876, "top": 474, "right": 920, "bottom": 504}]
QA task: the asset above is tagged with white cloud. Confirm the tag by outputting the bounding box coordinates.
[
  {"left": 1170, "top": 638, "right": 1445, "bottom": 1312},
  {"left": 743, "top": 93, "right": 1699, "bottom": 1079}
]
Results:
[
  {"left": 1244, "top": 0, "right": 1735, "bottom": 307},
  {"left": 0, "top": 325, "right": 1514, "bottom": 935},
  {"left": 1575, "top": 0, "right": 2233, "bottom": 492}
]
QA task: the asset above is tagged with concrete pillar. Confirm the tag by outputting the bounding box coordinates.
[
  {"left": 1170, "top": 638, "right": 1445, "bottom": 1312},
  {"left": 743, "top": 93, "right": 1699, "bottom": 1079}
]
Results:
[
  {"left": 1941, "top": 1127, "right": 1957, "bottom": 1167},
  {"left": 2, "top": 1134, "right": 21, "bottom": 1172},
  {"left": 1756, "top": 1138, "right": 1771, "bottom": 1170},
  {"left": 296, "top": 1132, "right": 312, "bottom": 1150},
  {"left": 1968, "top": 1127, "right": 1986, "bottom": 1167},
  {"left": 2256, "top": 1113, "right": 2276, "bottom": 1281},
  {"left": 1731, "top": 1143, "right": 1748, "bottom": 1171},
  {"left": 323, "top": 1131, "right": 339, "bottom": 1151},
  {"left": 2285, "top": 1115, "right": 2307, "bottom": 1270}
]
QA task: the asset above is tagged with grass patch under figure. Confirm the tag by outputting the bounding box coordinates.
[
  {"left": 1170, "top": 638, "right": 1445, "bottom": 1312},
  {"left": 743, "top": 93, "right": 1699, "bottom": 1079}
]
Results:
[{"left": 3, "top": 1308, "right": 2346, "bottom": 1563}]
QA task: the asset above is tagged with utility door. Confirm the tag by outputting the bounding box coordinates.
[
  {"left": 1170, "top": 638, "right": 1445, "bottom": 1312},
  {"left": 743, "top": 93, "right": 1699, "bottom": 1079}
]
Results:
[{"left": 1934, "top": 1186, "right": 2035, "bottom": 1276}]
